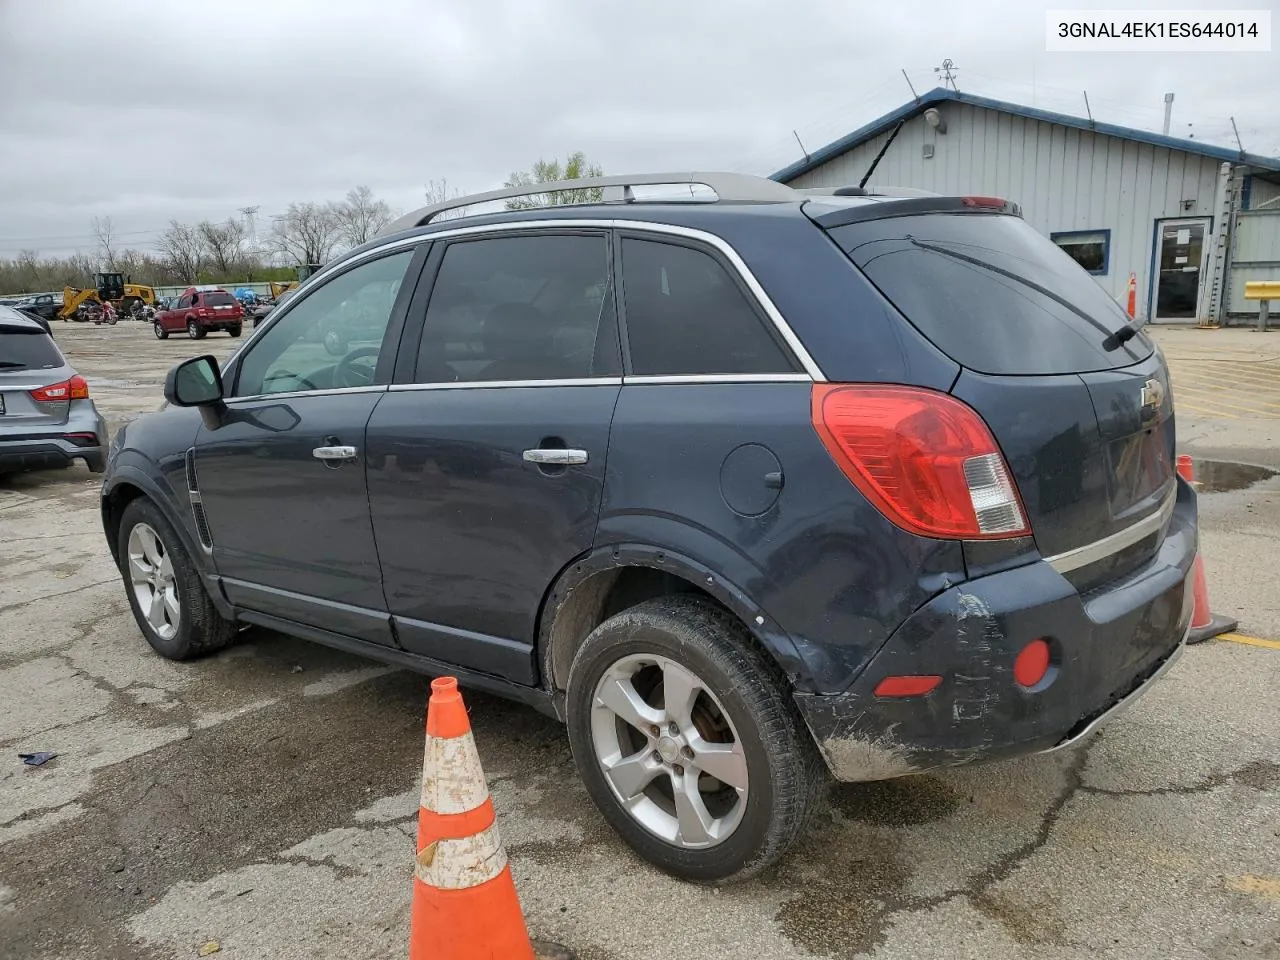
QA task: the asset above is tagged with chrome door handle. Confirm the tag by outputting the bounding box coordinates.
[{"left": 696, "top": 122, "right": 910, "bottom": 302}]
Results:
[
  {"left": 313, "top": 445, "right": 357, "bottom": 461},
  {"left": 523, "top": 448, "right": 588, "bottom": 465}
]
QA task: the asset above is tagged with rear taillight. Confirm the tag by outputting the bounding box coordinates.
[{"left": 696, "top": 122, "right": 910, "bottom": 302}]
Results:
[
  {"left": 811, "top": 384, "right": 1029, "bottom": 540},
  {"left": 961, "top": 196, "right": 1008, "bottom": 208},
  {"left": 30, "top": 375, "right": 90, "bottom": 402}
]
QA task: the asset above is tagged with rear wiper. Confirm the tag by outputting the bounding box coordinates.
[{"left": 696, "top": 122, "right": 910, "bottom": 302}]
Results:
[{"left": 1103, "top": 321, "right": 1141, "bottom": 351}]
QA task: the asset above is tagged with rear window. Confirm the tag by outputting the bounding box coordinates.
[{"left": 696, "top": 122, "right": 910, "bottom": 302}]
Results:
[
  {"left": 0, "top": 329, "right": 62, "bottom": 371},
  {"left": 829, "top": 214, "right": 1153, "bottom": 375},
  {"left": 202, "top": 292, "right": 237, "bottom": 306}
]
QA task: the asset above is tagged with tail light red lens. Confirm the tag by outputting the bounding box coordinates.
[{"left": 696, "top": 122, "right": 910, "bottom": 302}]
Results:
[
  {"left": 874, "top": 675, "right": 943, "bottom": 698},
  {"left": 811, "top": 384, "right": 1029, "bottom": 539},
  {"left": 30, "top": 375, "right": 89, "bottom": 402},
  {"left": 961, "top": 196, "right": 1008, "bottom": 208}
]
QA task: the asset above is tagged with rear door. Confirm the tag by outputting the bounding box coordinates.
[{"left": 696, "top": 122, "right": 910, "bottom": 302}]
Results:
[
  {"left": 821, "top": 207, "right": 1173, "bottom": 588},
  {"left": 365, "top": 229, "right": 621, "bottom": 683}
]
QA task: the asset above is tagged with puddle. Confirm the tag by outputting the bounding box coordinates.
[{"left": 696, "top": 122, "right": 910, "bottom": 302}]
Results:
[{"left": 1192, "top": 460, "right": 1279, "bottom": 494}]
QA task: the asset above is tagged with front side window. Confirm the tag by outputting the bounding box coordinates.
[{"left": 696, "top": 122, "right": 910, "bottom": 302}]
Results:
[
  {"left": 619, "top": 238, "right": 797, "bottom": 376},
  {"left": 414, "top": 234, "right": 614, "bottom": 383},
  {"left": 235, "top": 250, "right": 414, "bottom": 397}
]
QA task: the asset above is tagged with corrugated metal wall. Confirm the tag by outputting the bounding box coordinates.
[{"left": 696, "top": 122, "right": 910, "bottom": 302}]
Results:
[{"left": 787, "top": 102, "right": 1225, "bottom": 316}]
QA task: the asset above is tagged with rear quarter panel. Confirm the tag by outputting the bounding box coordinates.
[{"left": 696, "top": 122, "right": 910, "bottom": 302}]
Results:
[{"left": 596, "top": 381, "right": 967, "bottom": 694}]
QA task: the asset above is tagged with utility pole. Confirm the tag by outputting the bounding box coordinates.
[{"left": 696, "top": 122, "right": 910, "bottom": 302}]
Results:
[
  {"left": 239, "top": 206, "right": 259, "bottom": 247},
  {"left": 1162, "top": 93, "right": 1174, "bottom": 136}
]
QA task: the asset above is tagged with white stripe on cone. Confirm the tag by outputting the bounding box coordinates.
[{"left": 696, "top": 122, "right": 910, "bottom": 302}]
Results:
[
  {"left": 414, "top": 823, "right": 509, "bottom": 890},
  {"left": 421, "top": 731, "right": 490, "bottom": 815}
]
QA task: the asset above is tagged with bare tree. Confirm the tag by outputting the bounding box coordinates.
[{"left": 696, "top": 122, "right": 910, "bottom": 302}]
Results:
[
  {"left": 197, "top": 218, "right": 248, "bottom": 276},
  {"left": 334, "top": 186, "right": 393, "bottom": 247},
  {"left": 422, "top": 178, "right": 467, "bottom": 221},
  {"left": 157, "top": 220, "right": 206, "bottom": 283},
  {"left": 271, "top": 202, "right": 341, "bottom": 266},
  {"left": 504, "top": 152, "right": 603, "bottom": 210},
  {"left": 92, "top": 216, "right": 117, "bottom": 269}
]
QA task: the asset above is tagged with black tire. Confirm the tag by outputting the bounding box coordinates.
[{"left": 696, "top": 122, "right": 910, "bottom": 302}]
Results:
[
  {"left": 565, "top": 595, "right": 826, "bottom": 883},
  {"left": 116, "top": 498, "right": 236, "bottom": 661},
  {"left": 187, "top": 319, "right": 205, "bottom": 340},
  {"left": 228, "top": 325, "right": 242, "bottom": 337},
  {"left": 153, "top": 321, "right": 168, "bottom": 340}
]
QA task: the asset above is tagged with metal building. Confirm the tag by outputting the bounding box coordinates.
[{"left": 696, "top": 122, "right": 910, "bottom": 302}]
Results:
[{"left": 772, "top": 88, "right": 1280, "bottom": 325}]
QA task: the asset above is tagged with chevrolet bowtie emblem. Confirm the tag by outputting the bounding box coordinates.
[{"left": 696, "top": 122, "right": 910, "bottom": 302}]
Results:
[{"left": 1141, "top": 378, "right": 1164, "bottom": 411}]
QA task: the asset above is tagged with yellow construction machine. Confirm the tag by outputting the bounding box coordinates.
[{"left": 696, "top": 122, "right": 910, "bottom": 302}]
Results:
[
  {"left": 59, "top": 272, "right": 157, "bottom": 320},
  {"left": 267, "top": 263, "right": 323, "bottom": 301}
]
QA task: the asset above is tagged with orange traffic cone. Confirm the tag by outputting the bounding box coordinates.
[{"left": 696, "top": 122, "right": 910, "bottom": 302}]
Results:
[
  {"left": 409, "top": 677, "right": 575, "bottom": 960},
  {"left": 1126, "top": 272, "right": 1137, "bottom": 319},
  {"left": 1177, "top": 456, "right": 1238, "bottom": 645}
]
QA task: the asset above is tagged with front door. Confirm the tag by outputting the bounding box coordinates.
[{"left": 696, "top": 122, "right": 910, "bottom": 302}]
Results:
[
  {"left": 1152, "top": 218, "right": 1211, "bottom": 322},
  {"left": 194, "top": 246, "right": 421, "bottom": 645},
  {"left": 366, "top": 230, "right": 621, "bottom": 684}
]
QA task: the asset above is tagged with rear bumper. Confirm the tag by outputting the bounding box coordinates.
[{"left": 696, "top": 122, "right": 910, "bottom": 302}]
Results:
[
  {"left": 795, "top": 476, "right": 1197, "bottom": 782},
  {"left": 0, "top": 406, "right": 108, "bottom": 474}
]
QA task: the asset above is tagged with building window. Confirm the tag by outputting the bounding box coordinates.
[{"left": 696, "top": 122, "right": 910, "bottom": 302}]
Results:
[{"left": 1051, "top": 230, "right": 1110, "bottom": 276}]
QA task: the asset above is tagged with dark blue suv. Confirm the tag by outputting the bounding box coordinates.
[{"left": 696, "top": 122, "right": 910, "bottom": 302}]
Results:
[{"left": 100, "top": 173, "right": 1195, "bottom": 882}]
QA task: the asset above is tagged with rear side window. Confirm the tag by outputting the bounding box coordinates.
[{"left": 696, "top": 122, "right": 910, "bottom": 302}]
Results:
[
  {"left": 0, "top": 329, "right": 62, "bottom": 370},
  {"left": 414, "top": 234, "right": 615, "bottom": 383},
  {"left": 202, "top": 292, "right": 236, "bottom": 306},
  {"left": 620, "top": 238, "right": 797, "bottom": 376},
  {"left": 829, "top": 214, "right": 1153, "bottom": 375}
]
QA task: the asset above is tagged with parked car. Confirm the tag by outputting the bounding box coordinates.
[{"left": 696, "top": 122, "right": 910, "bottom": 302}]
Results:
[
  {"left": 100, "top": 173, "right": 1195, "bottom": 883},
  {"left": 0, "top": 307, "right": 108, "bottom": 474},
  {"left": 153, "top": 287, "right": 244, "bottom": 340},
  {"left": 14, "top": 292, "right": 61, "bottom": 324}
]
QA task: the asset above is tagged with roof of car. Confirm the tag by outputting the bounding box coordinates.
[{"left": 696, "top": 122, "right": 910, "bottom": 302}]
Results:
[{"left": 0, "top": 305, "right": 50, "bottom": 331}]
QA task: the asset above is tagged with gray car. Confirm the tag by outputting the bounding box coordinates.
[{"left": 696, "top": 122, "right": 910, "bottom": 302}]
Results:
[{"left": 0, "top": 307, "right": 108, "bottom": 475}]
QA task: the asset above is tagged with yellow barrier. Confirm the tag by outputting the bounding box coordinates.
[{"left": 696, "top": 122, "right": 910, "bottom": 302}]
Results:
[
  {"left": 1244, "top": 281, "right": 1280, "bottom": 300},
  {"left": 1243, "top": 281, "right": 1278, "bottom": 332}
]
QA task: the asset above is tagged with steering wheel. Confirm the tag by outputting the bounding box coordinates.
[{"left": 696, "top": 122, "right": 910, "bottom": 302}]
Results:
[{"left": 334, "top": 347, "right": 381, "bottom": 388}]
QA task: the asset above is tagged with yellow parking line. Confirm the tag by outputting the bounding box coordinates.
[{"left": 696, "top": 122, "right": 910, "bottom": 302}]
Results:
[
  {"left": 1174, "top": 400, "right": 1243, "bottom": 419},
  {"left": 1217, "top": 633, "right": 1280, "bottom": 650},
  {"left": 1171, "top": 388, "right": 1280, "bottom": 417}
]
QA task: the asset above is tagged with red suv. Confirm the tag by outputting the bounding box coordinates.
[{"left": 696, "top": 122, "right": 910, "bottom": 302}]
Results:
[{"left": 153, "top": 287, "right": 244, "bottom": 340}]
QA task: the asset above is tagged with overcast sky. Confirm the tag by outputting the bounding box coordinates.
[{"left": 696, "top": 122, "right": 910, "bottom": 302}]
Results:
[{"left": 1, "top": 0, "right": 1275, "bottom": 260}]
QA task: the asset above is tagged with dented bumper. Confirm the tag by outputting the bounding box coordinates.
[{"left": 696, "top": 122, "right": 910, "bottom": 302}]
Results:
[{"left": 794, "top": 479, "right": 1197, "bottom": 782}]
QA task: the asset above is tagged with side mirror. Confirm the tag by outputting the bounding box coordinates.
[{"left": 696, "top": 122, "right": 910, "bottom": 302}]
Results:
[{"left": 164, "top": 355, "right": 224, "bottom": 407}]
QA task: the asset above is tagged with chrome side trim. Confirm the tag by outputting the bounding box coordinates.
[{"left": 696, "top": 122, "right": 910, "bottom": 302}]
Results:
[
  {"left": 223, "top": 218, "right": 826, "bottom": 384},
  {"left": 1043, "top": 488, "right": 1178, "bottom": 574},
  {"left": 1039, "top": 629, "right": 1188, "bottom": 755},
  {"left": 388, "top": 377, "right": 622, "bottom": 392},
  {"left": 623, "top": 373, "right": 812, "bottom": 385},
  {"left": 226, "top": 385, "right": 387, "bottom": 405}
]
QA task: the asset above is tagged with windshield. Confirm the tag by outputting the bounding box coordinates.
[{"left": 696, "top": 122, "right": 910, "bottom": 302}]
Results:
[{"left": 828, "top": 213, "right": 1153, "bottom": 376}]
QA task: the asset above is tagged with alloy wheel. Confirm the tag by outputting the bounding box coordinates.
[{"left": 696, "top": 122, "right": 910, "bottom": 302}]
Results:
[
  {"left": 126, "top": 522, "right": 180, "bottom": 640},
  {"left": 590, "top": 654, "right": 749, "bottom": 849}
]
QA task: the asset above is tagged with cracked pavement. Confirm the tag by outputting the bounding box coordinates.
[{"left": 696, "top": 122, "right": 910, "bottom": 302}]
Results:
[{"left": 2, "top": 324, "right": 1279, "bottom": 959}]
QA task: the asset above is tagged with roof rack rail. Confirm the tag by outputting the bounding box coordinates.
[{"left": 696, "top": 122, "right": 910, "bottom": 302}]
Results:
[{"left": 377, "top": 171, "right": 800, "bottom": 237}]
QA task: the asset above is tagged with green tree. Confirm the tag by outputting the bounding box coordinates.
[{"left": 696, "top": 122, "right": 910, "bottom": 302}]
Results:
[{"left": 504, "top": 151, "right": 603, "bottom": 209}]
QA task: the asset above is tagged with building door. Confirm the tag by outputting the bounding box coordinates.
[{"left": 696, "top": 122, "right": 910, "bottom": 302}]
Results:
[{"left": 1151, "top": 218, "right": 1211, "bottom": 322}]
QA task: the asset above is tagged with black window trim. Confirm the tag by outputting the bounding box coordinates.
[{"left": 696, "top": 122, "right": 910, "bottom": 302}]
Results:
[
  {"left": 391, "top": 226, "right": 623, "bottom": 390},
  {"left": 223, "top": 242, "right": 431, "bottom": 402},
  {"left": 615, "top": 228, "right": 807, "bottom": 383},
  {"left": 216, "top": 217, "right": 825, "bottom": 389}
]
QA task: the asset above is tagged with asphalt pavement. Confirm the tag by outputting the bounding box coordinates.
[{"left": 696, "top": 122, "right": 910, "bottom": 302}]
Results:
[{"left": 1, "top": 322, "right": 1277, "bottom": 960}]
